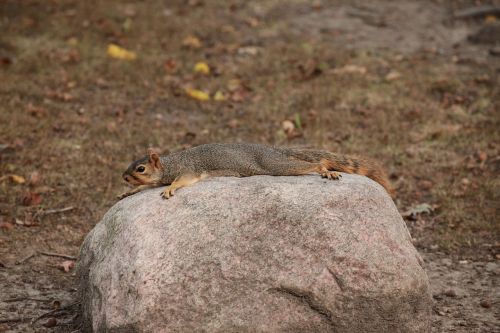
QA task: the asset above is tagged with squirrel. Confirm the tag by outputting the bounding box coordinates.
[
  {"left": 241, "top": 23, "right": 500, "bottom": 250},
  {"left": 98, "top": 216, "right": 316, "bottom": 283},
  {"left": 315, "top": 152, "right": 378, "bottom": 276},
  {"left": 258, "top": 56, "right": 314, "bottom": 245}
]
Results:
[{"left": 118, "top": 143, "right": 393, "bottom": 200}]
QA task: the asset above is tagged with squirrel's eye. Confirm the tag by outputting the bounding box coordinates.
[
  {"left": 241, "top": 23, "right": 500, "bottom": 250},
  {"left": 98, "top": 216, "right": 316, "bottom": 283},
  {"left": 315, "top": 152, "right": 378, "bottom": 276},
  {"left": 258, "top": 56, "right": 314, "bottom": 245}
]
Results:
[{"left": 136, "top": 166, "right": 146, "bottom": 173}]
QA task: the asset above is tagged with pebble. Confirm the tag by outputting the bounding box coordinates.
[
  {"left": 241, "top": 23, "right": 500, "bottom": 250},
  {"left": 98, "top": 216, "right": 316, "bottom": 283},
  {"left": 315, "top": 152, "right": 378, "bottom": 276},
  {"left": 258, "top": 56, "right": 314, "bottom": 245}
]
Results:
[
  {"left": 444, "top": 289, "right": 457, "bottom": 297},
  {"left": 480, "top": 299, "right": 492, "bottom": 308}
]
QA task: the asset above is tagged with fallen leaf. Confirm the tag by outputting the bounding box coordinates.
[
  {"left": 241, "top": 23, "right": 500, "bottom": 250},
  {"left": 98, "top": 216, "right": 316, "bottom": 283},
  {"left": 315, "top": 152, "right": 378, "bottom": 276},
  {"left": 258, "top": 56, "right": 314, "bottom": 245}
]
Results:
[
  {"left": 237, "top": 46, "right": 259, "bottom": 56},
  {"left": 332, "top": 64, "right": 367, "bottom": 75},
  {"left": 296, "top": 59, "right": 322, "bottom": 80},
  {"left": 213, "top": 90, "right": 227, "bottom": 101},
  {"left": 60, "top": 260, "right": 75, "bottom": 272},
  {"left": 15, "top": 214, "right": 37, "bottom": 227},
  {"left": 182, "top": 35, "right": 202, "bottom": 49},
  {"left": 28, "top": 171, "right": 41, "bottom": 186},
  {"left": 107, "top": 44, "right": 137, "bottom": 61},
  {"left": 11, "top": 174, "right": 26, "bottom": 184},
  {"left": 385, "top": 71, "right": 401, "bottom": 81},
  {"left": 294, "top": 113, "right": 302, "bottom": 130},
  {"left": 185, "top": 88, "right": 210, "bottom": 101},
  {"left": 282, "top": 120, "right": 295, "bottom": 134},
  {"left": 43, "top": 318, "right": 57, "bottom": 328},
  {"left": 0, "top": 221, "right": 14, "bottom": 231},
  {"left": 164, "top": 59, "right": 178, "bottom": 73},
  {"left": 21, "top": 191, "right": 42, "bottom": 206},
  {"left": 52, "top": 300, "right": 61, "bottom": 309},
  {"left": 193, "top": 62, "right": 210, "bottom": 75},
  {"left": 402, "top": 203, "right": 434, "bottom": 218},
  {"left": 67, "top": 37, "right": 78, "bottom": 46},
  {"left": 26, "top": 104, "right": 46, "bottom": 118}
]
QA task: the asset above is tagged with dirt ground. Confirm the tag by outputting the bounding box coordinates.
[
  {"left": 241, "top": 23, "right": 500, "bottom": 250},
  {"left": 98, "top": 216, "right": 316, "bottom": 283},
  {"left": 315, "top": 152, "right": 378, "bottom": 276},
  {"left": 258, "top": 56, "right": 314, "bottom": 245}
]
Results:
[{"left": 0, "top": 0, "right": 498, "bottom": 331}]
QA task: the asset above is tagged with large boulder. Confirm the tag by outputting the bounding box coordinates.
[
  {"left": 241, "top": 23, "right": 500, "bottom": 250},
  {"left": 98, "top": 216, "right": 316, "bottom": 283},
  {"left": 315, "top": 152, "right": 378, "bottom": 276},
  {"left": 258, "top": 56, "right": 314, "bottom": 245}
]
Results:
[{"left": 77, "top": 174, "right": 431, "bottom": 332}]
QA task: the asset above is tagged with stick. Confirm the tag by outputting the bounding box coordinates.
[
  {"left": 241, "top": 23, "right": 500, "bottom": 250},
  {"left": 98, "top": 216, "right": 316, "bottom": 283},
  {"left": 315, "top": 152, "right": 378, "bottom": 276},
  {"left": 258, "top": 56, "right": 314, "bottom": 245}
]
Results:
[
  {"left": 2, "top": 297, "right": 51, "bottom": 303},
  {"left": 0, "top": 317, "right": 25, "bottom": 323},
  {"left": 16, "top": 252, "right": 36, "bottom": 265},
  {"left": 42, "top": 206, "right": 75, "bottom": 215},
  {"left": 38, "top": 251, "right": 77, "bottom": 261},
  {"left": 31, "top": 301, "right": 80, "bottom": 324},
  {"left": 454, "top": 5, "right": 500, "bottom": 19}
]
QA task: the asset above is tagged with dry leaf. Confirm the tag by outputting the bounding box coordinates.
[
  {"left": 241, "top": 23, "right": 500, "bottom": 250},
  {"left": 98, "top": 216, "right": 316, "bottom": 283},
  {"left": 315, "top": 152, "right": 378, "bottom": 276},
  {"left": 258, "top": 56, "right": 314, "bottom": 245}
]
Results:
[
  {"left": 164, "top": 59, "right": 178, "bottom": 73},
  {"left": 0, "top": 221, "right": 14, "bottom": 231},
  {"left": 28, "top": 171, "right": 41, "bottom": 186},
  {"left": 385, "top": 71, "right": 401, "bottom": 81},
  {"left": 182, "top": 35, "right": 202, "bottom": 49},
  {"left": 282, "top": 120, "right": 295, "bottom": 134},
  {"left": 107, "top": 44, "right": 137, "bottom": 61},
  {"left": 213, "top": 90, "right": 227, "bottom": 101},
  {"left": 332, "top": 65, "right": 367, "bottom": 75},
  {"left": 43, "top": 318, "right": 57, "bottom": 328},
  {"left": 11, "top": 174, "right": 26, "bottom": 184},
  {"left": 193, "top": 62, "right": 210, "bottom": 75},
  {"left": 185, "top": 88, "right": 210, "bottom": 101},
  {"left": 21, "top": 192, "right": 42, "bottom": 206},
  {"left": 60, "top": 260, "right": 75, "bottom": 272}
]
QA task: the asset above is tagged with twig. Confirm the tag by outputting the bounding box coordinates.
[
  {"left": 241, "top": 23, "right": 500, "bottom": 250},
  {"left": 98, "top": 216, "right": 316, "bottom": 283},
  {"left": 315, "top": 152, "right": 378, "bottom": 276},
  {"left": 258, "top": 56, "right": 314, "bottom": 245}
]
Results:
[
  {"left": 31, "top": 301, "right": 80, "bottom": 324},
  {"left": 42, "top": 206, "right": 75, "bottom": 216},
  {"left": 38, "top": 251, "right": 77, "bottom": 261},
  {"left": 0, "top": 317, "right": 25, "bottom": 323},
  {"left": 16, "top": 252, "right": 36, "bottom": 265},
  {"left": 2, "top": 297, "right": 51, "bottom": 303},
  {"left": 454, "top": 5, "right": 500, "bottom": 19}
]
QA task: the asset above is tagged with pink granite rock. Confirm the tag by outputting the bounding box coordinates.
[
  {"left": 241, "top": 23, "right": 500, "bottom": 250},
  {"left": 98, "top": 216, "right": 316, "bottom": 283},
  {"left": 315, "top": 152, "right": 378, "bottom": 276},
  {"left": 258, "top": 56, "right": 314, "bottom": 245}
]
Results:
[{"left": 77, "top": 174, "right": 431, "bottom": 332}]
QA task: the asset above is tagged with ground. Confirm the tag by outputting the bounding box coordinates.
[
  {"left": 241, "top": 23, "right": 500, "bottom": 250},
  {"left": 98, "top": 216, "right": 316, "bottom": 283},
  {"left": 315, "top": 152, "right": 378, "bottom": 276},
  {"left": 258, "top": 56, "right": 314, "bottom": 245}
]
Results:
[{"left": 0, "top": 0, "right": 498, "bottom": 331}]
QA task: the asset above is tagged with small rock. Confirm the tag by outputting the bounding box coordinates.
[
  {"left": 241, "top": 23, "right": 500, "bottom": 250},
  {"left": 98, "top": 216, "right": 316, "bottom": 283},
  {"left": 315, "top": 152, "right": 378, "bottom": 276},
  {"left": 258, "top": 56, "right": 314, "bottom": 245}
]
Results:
[
  {"left": 479, "top": 299, "right": 492, "bottom": 308},
  {"left": 43, "top": 317, "right": 57, "bottom": 328},
  {"left": 443, "top": 289, "right": 457, "bottom": 297}
]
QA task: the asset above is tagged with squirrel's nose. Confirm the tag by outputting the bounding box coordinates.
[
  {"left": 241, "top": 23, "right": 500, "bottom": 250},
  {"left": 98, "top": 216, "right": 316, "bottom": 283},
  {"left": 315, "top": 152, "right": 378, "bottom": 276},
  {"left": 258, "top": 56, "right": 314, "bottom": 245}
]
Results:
[{"left": 122, "top": 173, "right": 130, "bottom": 182}]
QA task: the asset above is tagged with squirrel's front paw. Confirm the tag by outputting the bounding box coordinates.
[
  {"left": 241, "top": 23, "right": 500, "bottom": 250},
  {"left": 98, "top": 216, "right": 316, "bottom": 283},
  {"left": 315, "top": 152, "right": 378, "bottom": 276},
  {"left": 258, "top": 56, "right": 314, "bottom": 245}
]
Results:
[
  {"left": 321, "top": 171, "right": 342, "bottom": 180},
  {"left": 160, "top": 186, "right": 175, "bottom": 199},
  {"left": 117, "top": 192, "right": 131, "bottom": 200}
]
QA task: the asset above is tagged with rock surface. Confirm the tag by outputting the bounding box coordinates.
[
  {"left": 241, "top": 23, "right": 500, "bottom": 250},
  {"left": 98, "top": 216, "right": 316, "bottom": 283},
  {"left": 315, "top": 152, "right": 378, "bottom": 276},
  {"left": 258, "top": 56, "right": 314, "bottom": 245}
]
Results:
[{"left": 77, "top": 174, "right": 431, "bottom": 332}]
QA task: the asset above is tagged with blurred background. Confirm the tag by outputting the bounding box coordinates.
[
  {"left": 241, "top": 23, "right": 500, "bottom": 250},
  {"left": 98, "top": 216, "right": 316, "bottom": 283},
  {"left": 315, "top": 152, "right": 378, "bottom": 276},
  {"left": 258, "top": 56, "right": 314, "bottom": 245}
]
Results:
[{"left": 0, "top": 0, "right": 498, "bottom": 331}]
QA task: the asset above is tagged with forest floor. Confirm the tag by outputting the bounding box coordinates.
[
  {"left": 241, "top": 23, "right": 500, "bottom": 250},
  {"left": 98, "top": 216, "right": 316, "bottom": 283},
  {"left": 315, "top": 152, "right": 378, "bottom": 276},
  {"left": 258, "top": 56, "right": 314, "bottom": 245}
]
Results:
[{"left": 0, "top": 0, "right": 498, "bottom": 331}]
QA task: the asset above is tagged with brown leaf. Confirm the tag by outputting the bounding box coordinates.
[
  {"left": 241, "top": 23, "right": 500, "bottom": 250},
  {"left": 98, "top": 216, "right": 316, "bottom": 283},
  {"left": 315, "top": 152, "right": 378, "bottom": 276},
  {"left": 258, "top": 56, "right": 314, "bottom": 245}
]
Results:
[
  {"left": 60, "top": 260, "right": 75, "bottom": 272},
  {"left": 164, "top": 59, "right": 178, "bottom": 73},
  {"left": 21, "top": 191, "right": 42, "bottom": 206},
  {"left": 296, "top": 59, "right": 322, "bottom": 80},
  {"left": 28, "top": 171, "right": 41, "bottom": 186},
  {"left": 43, "top": 318, "right": 57, "bottom": 328},
  {"left": 182, "top": 35, "right": 202, "bottom": 49},
  {"left": 0, "top": 221, "right": 14, "bottom": 231},
  {"left": 26, "top": 104, "right": 46, "bottom": 118}
]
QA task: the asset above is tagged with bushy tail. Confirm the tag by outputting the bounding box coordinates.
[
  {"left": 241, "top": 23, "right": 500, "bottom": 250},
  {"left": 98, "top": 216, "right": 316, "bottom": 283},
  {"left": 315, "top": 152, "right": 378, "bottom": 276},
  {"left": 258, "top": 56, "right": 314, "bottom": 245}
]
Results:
[{"left": 282, "top": 147, "right": 394, "bottom": 197}]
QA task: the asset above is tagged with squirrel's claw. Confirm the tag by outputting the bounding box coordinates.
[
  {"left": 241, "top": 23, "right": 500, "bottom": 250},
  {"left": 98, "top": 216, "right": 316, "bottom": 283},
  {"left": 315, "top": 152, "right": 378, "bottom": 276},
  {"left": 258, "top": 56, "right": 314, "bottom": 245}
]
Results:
[
  {"left": 161, "top": 186, "right": 175, "bottom": 199},
  {"left": 117, "top": 192, "right": 131, "bottom": 200},
  {"left": 321, "top": 171, "right": 342, "bottom": 180}
]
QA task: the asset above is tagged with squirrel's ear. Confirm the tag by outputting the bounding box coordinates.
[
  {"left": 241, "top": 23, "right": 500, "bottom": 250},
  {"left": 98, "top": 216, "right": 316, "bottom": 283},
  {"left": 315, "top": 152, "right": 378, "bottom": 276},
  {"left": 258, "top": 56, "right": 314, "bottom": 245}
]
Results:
[{"left": 147, "top": 148, "right": 161, "bottom": 169}]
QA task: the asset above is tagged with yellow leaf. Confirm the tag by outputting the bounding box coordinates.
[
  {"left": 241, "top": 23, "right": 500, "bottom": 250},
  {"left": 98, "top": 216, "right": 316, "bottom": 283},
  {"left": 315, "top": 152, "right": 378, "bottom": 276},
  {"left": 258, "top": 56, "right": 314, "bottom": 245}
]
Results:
[
  {"left": 485, "top": 15, "right": 497, "bottom": 23},
  {"left": 107, "top": 44, "right": 137, "bottom": 61},
  {"left": 193, "top": 62, "right": 210, "bottom": 75},
  {"left": 182, "top": 35, "right": 202, "bottom": 49},
  {"left": 213, "top": 90, "right": 227, "bottom": 101},
  {"left": 11, "top": 174, "right": 26, "bottom": 184},
  {"left": 186, "top": 88, "right": 210, "bottom": 101},
  {"left": 67, "top": 37, "right": 78, "bottom": 46}
]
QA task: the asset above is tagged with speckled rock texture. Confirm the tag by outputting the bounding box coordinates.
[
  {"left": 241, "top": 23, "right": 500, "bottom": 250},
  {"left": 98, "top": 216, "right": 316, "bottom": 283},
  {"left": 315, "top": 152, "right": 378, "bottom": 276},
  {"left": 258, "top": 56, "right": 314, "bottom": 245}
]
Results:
[{"left": 77, "top": 174, "right": 431, "bottom": 333}]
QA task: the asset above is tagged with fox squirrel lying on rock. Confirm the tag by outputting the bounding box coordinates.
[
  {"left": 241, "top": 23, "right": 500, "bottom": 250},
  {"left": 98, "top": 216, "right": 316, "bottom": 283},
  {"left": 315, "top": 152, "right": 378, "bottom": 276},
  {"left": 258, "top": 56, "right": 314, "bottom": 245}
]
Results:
[{"left": 118, "top": 143, "right": 393, "bottom": 200}]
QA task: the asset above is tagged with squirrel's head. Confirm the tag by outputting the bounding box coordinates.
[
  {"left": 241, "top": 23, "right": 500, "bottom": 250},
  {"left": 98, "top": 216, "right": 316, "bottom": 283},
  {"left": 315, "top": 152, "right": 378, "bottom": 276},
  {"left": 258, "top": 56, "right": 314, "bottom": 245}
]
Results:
[{"left": 122, "top": 148, "right": 163, "bottom": 186}]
